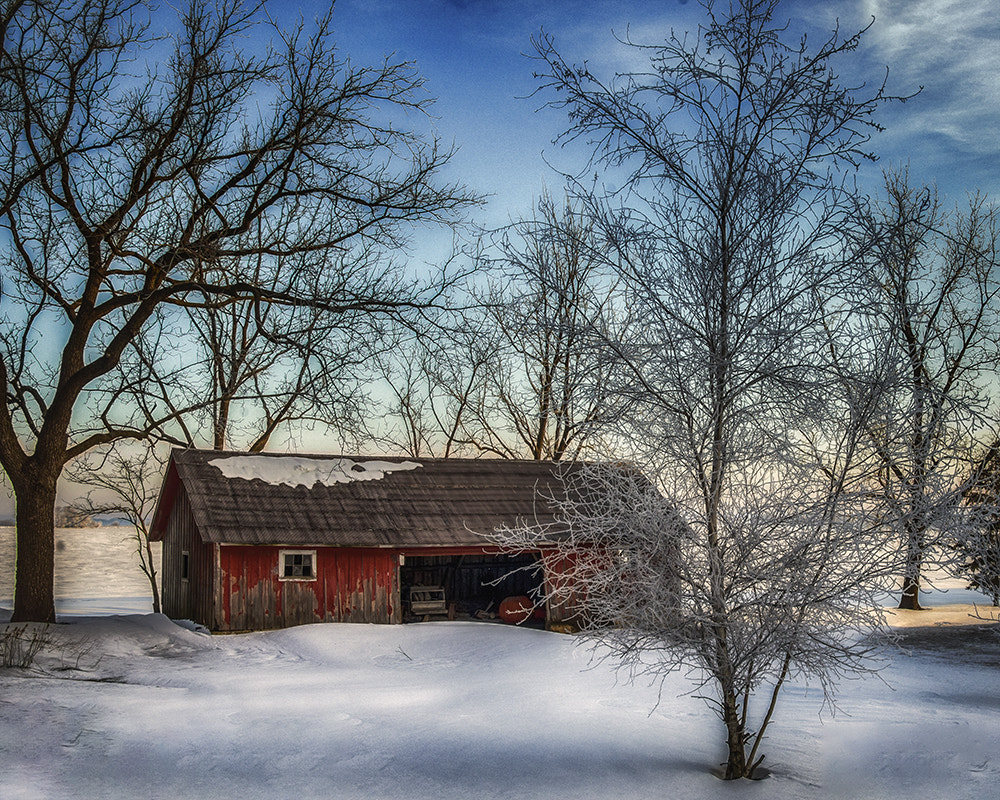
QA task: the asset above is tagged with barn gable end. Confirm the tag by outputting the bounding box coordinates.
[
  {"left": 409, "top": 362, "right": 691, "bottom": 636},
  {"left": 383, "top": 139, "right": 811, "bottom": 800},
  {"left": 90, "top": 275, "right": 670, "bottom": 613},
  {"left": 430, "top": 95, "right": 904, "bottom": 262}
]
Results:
[{"left": 158, "top": 480, "right": 218, "bottom": 627}]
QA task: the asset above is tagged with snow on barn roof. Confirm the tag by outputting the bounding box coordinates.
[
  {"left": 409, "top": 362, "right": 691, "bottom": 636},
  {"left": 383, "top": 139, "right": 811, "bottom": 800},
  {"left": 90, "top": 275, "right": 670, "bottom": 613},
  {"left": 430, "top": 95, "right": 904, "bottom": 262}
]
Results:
[
  {"left": 149, "top": 449, "right": 573, "bottom": 548},
  {"left": 210, "top": 455, "right": 424, "bottom": 487}
]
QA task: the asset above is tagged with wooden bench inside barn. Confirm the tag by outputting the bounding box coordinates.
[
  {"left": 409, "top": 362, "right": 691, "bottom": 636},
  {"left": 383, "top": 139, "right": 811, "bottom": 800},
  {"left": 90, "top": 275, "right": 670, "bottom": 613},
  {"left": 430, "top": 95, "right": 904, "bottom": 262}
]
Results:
[{"left": 408, "top": 585, "right": 447, "bottom": 616}]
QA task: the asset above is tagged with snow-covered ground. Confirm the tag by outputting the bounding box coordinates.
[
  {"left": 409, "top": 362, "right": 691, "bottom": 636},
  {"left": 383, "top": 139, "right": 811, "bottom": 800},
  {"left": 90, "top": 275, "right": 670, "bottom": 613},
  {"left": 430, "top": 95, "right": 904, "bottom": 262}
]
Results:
[
  {"left": 3, "top": 526, "right": 999, "bottom": 799},
  {"left": 1, "top": 603, "right": 997, "bottom": 799}
]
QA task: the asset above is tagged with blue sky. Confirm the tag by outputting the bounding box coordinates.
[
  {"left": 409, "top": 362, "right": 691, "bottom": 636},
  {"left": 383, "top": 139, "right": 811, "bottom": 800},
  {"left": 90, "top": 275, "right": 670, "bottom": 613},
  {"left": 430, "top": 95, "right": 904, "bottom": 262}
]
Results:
[
  {"left": 305, "top": 0, "right": 1000, "bottom": 238},
  {"left": 4, "top": 0, "right": 998, "bottom": 515}
]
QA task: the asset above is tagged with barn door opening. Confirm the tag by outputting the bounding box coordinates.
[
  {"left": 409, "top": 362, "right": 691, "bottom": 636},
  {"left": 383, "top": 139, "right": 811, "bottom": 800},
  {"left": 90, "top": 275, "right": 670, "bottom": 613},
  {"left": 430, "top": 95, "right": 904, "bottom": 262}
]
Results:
[{"left": 400, "top": 552, "right": 544, "bottom": 624}]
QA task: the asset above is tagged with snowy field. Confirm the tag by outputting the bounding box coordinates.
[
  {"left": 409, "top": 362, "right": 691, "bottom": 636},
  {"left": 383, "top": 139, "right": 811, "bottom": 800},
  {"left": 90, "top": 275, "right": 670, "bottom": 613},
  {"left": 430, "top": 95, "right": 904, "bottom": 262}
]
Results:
[
  {"left": 0, "top": 526, "right": 161, "bottom": 616},
  {"left": 2, "top": 527, "right": 1000, "bottom": 799},
  {"left": 1, "top": 610, "right": 999, "bottom": 800}
]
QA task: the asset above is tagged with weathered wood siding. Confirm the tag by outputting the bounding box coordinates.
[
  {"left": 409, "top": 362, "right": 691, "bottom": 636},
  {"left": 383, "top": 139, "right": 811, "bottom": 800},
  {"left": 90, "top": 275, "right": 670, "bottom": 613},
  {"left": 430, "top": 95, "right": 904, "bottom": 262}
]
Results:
[
  {"left": 218, "top": 545, "right": 400, "bottom": 631},
  {"left": 160, "top": 486, "right": 216, "bottom": 627},
  {"left": 540, "top": 550, "right": 592, "bottom": 627}
]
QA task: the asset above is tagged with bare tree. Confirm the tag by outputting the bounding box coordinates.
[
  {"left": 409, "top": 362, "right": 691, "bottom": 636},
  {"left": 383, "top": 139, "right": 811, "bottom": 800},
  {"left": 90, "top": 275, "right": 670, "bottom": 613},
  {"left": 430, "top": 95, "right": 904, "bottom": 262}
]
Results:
[
  {"left": 185, "top": 247, "right": 390, "bottom": 453},
  {"left": 67, "top": 443, "right": 167, "bottom": 613},
  {"left": 0, "top": 0, "right": 475, "bottom": 622},
  {"left": 500, "top": 0, "right": 906, "bottom": 779},
  {"left": 855, "top": 172, "right": 1000, "bottom": 610},
  {"left": 374, "top": 313, "right": 497, "bottom": 458},
  {"left": 468, "top": 193, "right": 617, "bottom": 460},
  {"left": 378, "top": 193, "right": 618, "bottom": 460}
]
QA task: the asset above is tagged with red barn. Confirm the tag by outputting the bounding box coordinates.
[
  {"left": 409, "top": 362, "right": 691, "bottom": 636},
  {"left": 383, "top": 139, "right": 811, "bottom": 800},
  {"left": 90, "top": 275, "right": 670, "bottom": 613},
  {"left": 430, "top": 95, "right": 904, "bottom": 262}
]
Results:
[{"left": 149, "top": 449, "right": 583, "bottom": 632}]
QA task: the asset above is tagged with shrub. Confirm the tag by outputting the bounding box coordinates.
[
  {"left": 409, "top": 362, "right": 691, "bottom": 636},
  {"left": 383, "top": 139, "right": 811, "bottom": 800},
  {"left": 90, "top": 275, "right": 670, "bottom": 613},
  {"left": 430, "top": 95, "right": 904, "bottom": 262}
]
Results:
[{"left": 1, "top": 624, "right": 50, "bottom": 669}]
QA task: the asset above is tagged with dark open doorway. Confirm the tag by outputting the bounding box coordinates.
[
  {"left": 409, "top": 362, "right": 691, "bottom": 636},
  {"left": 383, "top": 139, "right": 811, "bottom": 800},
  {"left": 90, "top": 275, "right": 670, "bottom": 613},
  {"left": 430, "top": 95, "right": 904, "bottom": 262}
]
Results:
[{"left": 400, "top": 552, "right": 544, "bottom": 623}]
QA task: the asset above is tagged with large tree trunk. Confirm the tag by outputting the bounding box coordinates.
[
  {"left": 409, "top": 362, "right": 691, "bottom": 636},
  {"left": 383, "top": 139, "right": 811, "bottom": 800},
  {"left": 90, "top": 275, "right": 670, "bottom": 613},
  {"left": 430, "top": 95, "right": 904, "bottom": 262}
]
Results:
[{"left": 11, "top": 466, "right": 58, "bottom": 623}]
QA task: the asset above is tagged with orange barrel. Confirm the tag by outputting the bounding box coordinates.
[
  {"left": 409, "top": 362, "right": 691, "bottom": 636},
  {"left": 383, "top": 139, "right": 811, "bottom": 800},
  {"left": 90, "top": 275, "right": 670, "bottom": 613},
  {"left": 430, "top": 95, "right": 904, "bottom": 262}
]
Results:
[{"left": 498, "top": 595, "right": 534, "bottom": 624}]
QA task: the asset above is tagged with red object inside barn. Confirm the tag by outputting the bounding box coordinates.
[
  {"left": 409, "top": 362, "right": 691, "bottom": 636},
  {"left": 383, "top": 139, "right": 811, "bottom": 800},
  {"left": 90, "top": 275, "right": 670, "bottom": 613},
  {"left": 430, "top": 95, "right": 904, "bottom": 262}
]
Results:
[{"left": 498, "top": 595, "right": 535, "bottom": 624}]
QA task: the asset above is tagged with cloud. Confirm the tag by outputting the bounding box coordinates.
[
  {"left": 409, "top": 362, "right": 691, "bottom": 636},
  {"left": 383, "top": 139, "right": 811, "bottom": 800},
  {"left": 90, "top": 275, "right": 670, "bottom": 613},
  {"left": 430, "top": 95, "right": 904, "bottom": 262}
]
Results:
[{"left": 862, "top": 0, "right": 1000, "bottom": 156}]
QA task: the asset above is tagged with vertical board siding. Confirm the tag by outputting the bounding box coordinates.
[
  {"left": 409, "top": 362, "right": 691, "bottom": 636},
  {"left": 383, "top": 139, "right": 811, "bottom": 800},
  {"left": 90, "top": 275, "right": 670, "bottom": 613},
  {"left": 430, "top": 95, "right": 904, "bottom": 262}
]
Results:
[
  {"left": 161, "top": 487, "right": 215, "bottom": 627},
  {"left": 217, "top": 546, "right": 400, "bottom": 630},
  {"left": 540, "top": 550, "right": 591, "bottom": 627}
]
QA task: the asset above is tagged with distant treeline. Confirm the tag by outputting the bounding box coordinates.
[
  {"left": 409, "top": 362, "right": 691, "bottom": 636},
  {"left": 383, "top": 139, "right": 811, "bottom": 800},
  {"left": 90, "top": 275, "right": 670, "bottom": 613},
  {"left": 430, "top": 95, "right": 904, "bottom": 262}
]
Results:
[{"left": 53, "top": 507, "right": 99, "bottom": 528}]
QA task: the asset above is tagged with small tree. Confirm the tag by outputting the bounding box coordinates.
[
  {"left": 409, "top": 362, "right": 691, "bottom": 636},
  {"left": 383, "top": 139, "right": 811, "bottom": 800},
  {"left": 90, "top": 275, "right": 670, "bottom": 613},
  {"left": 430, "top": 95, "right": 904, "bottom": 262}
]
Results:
[
  {"left": 493, "top": 456, "right": 896, "bottom": 778},
  {"left": 68, "top": 444, "right": 167, "bottom": 613},
  {"left": 514, "top": 0, "right": 905, "bottom": 779}
]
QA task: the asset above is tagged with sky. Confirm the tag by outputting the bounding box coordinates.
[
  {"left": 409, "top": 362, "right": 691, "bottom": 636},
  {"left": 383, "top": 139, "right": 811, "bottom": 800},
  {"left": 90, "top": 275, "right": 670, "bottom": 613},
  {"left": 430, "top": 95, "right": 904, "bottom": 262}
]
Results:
[
  {"left": 3, "top": 0, "right": 999, "bottom": 516},
  {"left": 296, "top": 0, "right": 1000, "bottom": 241}
]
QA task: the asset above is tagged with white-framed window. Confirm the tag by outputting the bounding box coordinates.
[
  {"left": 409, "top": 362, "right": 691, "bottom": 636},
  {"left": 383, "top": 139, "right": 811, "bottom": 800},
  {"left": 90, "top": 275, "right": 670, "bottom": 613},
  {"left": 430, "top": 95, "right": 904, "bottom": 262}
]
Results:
[{"left": 279, "top": 549, "right": 317, "bottom": 581}]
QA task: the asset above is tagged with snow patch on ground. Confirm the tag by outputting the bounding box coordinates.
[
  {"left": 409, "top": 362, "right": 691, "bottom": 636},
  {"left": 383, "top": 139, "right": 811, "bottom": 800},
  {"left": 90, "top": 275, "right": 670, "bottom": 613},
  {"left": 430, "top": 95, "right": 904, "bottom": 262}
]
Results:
[
  {"left": 885, "top": 603, "right": 1000, "bottom": 627},
  {"left": 209, "top": 455, "right": 423, "bottom": 487}
]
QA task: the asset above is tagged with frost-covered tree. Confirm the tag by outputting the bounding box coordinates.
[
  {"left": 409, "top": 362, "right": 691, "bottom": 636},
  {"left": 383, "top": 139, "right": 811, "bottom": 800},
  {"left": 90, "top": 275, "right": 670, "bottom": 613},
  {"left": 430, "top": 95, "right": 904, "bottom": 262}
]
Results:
[
  {"left": 493, "top": 455, "right": 896, "bottom": 778},
  {"left": 499, "top": 0, "right": 908, "bottom": 779},
  {"left": 854, "top": 173, "right": 1000, "bottom": 610}
]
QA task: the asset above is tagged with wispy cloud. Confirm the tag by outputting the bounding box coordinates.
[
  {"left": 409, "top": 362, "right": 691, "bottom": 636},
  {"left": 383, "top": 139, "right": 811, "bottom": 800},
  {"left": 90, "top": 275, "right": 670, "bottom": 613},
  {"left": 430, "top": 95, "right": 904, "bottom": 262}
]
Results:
[{"left": 862, "top": 0, "right": 1000, "bottom": 157}]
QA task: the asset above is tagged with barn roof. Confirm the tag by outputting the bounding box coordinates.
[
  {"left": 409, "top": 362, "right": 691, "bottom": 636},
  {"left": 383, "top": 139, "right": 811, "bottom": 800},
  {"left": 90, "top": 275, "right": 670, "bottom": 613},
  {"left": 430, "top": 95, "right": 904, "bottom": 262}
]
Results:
[{"left": 149, "top": 449, "right": 575, "bottom": 548}]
